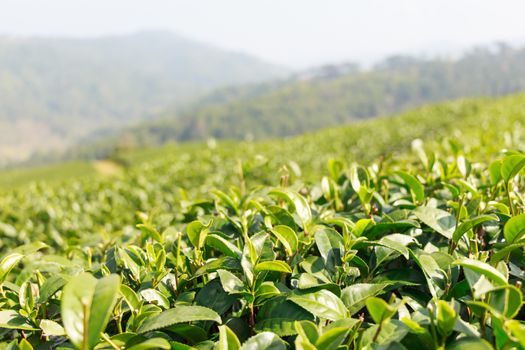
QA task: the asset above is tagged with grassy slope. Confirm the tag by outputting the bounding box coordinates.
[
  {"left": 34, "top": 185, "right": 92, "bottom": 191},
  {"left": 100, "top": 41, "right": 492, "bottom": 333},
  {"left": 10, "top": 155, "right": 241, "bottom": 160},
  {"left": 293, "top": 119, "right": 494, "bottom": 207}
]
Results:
[{"left": 1, "top": 93, "right": 524, "bottom": 191}]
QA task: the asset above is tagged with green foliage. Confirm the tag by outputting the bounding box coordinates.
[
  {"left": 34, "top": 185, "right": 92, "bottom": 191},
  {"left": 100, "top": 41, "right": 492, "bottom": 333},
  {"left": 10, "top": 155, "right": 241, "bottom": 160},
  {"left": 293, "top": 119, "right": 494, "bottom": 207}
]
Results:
[{"left": 1, "top": 95, "right": 525, "bottom": 348}]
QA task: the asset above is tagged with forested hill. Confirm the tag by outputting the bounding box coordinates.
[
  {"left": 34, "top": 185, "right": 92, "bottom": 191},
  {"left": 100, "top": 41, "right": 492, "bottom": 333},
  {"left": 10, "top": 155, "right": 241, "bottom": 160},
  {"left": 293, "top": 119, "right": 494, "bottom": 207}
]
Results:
[
  {"left": 112, "top": 44, "right": 525, "bottom": 148},
  {"left": 0, "top": 31, "right": 286, "bottom": 165}
]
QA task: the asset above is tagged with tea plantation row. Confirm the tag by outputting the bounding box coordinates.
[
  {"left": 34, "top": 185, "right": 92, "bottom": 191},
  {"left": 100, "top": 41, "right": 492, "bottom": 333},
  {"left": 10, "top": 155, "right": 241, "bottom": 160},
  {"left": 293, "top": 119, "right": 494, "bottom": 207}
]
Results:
[{"left": 0, "top": 94, "right": 524, "bottom": 349}]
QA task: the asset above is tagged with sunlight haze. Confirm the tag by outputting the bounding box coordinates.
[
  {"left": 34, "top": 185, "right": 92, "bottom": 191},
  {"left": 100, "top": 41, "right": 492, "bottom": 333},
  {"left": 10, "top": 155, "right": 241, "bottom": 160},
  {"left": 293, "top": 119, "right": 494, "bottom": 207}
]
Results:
[{"left": 1, "top": 0, "right": 525, "bottom": 67}]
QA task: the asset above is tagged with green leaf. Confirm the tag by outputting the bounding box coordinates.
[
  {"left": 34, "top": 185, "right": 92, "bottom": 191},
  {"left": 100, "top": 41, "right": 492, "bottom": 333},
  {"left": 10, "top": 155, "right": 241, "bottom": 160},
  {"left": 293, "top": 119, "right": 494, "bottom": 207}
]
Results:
[
  {"left": 269, "top": 189, "right": 312, "bottom": 227},
  {"left": 218, "top": 325, "right": 241, "bottom": 350},
  {"left": 40, "top": 319, "right": 66, "bottom": 336},
  {"left": 270, "top": 225, "right": 298, "bottom": 256},
  {"left": 186, "top": 220, "right": 208, "bottom": 250},
  {"left": 256, "top": 298, "right": 314, "bottom": 336},
  {"left": 0, "top": 253, "right": 24, "bottom": 283},
  {"left": 490, "top": 240, "right": 525, "bottom": 264},
  {"left": 167, "top": 324, "right": 208, "bottom": 344},
  {"left": 136, "top": 223, "right": 163, "bottom": 243},
  {"left": 61, "top": 273, "right": 121, "bottom": 349},
  {"left": 217, "top": 269, "right": 245, "bottom": 294},
  {"left": 504, "top": 213, "right": 525, "bottom": 244},
  {"left": 413, "top": 206, "right": 456, "bottom": 239},
  {"left": 19, "top": 339, "right": 33, "bottom": 350},
  {"left": 315, "top": 327, "right": 350, "bottom": 350},
  {"left": 488, "top": 285, "right": 523, "bottom": 318},
  {"left": 453, "top": 214, "right": 498, "bottom": 243},
  {"left": 205, "top": 234, "right": 242, "bottom": 258},
  {"left": 240, "top": 332, "right": 286, "bottom": 350},
  {"left": 445, "top": 337, "right": 493, "bottom": 350},
  {"left": 436, "top": 300, "right": 457, "bottom": 336},
  {"left": 501, "top": 154, "right": 525, "bottom": 183},
  {"left": 454, "top": 258, "right": 507, "bottom": 286},
  {"left": 395, "top": 171, "right": 425, "bottom": 202},
  {"left": 365, "top": 297, "right": 396, "bottom": 324},
  {"left": 37, "top": 275, "right": 68, "bottom": 304},
  {"left": 127, "top": 338, "right": 171, "bottom": 350},
  {"left": 289, "top": 290, "right": 349, "bottom": 321},
  {"left": 120, "top": 284, "right": 141, "bottom": 313},
  {"left": 314, "top": 226, "right": 344, "bottom": 271},
  {"left": 0, "top": 310, "right": 38, "bottom": 330},
  {"left": 295, "top": 320, "right": 319, "bottom": 345},
  {"left": 254, "top": 261, "right": 292, "bottom": 274},
  {"left": 506, "top": 320, "right": 525, "bottom": 347},
  {"left": 489, "top": 160, "right": 502, "bottom": 184},
  {"left": 341, "top": 283, "right": 389, "bottom": 315},
  {"left": 137, "top": 305, "right": 221, "bottom": 333},
  {"left": 140, "top": 288, "right": 169, "bottom": 309}
]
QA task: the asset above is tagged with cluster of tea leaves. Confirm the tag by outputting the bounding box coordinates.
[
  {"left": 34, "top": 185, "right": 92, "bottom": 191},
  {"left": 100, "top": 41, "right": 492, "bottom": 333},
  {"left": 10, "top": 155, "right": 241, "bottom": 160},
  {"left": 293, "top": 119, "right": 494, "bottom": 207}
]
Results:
[{"left": 1, "top": 95, "right": 525, "bottom": 349}]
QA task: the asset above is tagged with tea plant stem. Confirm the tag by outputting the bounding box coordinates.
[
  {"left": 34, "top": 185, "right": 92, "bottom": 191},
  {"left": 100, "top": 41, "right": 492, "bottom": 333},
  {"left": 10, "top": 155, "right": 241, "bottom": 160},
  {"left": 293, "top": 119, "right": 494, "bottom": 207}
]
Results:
[
  {"left": 101, "top": 332, "right": 120, "bottom": 350},
  {"left": 82, "top": 302, "right": 89, "bottom": 350},
  {"left": 428, "top": 305, "right": 439, "bottom": 350},
  {"left": 372, "top": 321, "right": 383, "bottom": 342},
  {"left": 505, "top": 181, "right": 516, "bottom": 216}
]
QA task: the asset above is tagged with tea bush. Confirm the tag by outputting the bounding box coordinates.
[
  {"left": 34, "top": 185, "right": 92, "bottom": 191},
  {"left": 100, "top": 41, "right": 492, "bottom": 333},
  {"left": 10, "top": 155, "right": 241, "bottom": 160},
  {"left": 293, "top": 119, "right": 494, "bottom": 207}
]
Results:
[{"left": 0, "top": 95, "right": 524, "bottom": 349}]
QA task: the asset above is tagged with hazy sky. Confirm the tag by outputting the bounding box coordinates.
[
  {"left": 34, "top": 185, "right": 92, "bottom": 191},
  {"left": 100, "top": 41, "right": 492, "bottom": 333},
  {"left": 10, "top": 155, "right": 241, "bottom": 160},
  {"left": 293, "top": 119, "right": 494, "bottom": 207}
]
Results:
[{"left": 1, "top": 0, "right": 525, "bottom": 67}]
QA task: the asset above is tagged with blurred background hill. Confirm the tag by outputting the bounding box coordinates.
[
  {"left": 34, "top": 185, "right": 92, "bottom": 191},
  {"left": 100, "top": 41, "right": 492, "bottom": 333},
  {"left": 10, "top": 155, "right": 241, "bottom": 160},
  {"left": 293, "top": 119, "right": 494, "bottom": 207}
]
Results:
[{"left": 0, "top": 30, "right": 286, "bottom": 165}]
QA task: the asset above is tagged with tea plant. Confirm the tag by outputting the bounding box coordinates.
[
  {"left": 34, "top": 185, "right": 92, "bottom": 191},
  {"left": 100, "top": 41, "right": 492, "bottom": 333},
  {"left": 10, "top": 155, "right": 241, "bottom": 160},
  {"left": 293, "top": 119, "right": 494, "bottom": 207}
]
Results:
[{"left": 1, "top": 95, "right": 525, "bottom": 349}]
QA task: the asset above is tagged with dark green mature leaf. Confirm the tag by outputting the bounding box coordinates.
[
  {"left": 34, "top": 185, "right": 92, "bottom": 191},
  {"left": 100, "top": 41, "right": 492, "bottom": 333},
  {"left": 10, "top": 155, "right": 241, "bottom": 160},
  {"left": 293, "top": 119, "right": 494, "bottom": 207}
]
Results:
[
  {"left": 195, "top": 279, "right": 237, "bottom": 315},
  {"left": 490, "top": 240, "right": 525, "bottom": 264},
  {"left": 239, "top": 332, "right": 286, "bottom": 350},
  {"left": 217, "top": 269, "right": 245, "bottom": 294},
  {"left": 137, "top": 306, "right": 221, "bottom": 333},
  {"left": 453, "top": 214, "right": 498, "bottom": 243},
  {"left": 487, "top": 285, "right": 523, "bottom": 318},
  {"left": 504, "top": 213, "right": 525, "bottom": 244},
  {"left": 341, "top": 283, "right": 389, "bottom": 315},
  {"left": 61, "top": 273, "right": 121, "bottom": 349},
  {"left": 289, "top": 290, "right": 349, "bottom": 321},
  {"left": 413, "top": 206, "right": 456, "bottom": 239},
  {"left": 454, "top": 258, "right": 507, "bottom": 286},
  {"left": 314, "top": 226, "right": 344, "bottom": 271},
  {"left": 193, "top": 256, "right": 242, "bottom": 277},
  {"left": 446, "top": 337, "right": 493, "bottom": 350},
  {"left": 256, "top": 298, "right": 313, "bottom": 336}
]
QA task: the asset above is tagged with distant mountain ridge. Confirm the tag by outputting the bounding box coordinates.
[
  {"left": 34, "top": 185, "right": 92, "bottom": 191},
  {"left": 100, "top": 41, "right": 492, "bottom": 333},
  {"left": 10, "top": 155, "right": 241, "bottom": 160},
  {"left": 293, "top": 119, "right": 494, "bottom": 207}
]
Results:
[
  {"left": 0, "top": 30, "right": 287, "bottom": 165},
  {"left": 98, "top": 44, "right": 525, "bottom": 151}
]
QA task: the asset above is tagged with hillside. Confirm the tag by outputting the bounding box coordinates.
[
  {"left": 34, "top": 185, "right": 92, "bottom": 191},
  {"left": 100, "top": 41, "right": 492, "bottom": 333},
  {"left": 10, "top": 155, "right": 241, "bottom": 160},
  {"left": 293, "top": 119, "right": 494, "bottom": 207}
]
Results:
[
  {"left": 101, "top": 44, "right": 525, "bottom": 151},
  {"left": 1, "top": 94, "right": 525, "bottom": 349},
  {"left": 0, "top": 31, "right": 286, "bottom": 165},
  {"left": 2, "top": 93, "right": 524, "bottom": 190}
]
